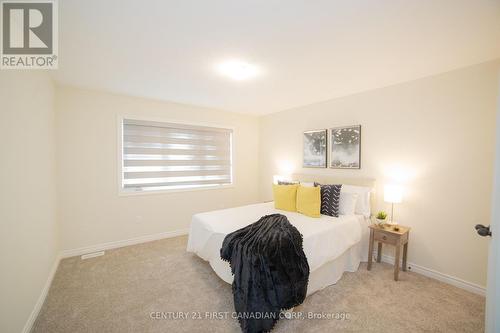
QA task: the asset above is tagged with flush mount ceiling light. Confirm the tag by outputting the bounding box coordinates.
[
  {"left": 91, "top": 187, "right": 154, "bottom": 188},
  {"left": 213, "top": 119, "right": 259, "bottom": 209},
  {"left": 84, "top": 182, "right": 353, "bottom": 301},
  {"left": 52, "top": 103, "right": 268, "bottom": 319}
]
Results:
[{"left": 216, "top": 60, "right": 260, "bottom": 81}]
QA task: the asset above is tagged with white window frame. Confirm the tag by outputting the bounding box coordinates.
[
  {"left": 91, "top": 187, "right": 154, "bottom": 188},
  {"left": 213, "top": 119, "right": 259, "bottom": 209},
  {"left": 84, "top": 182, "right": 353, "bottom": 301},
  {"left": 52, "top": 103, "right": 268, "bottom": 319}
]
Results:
[{"left": 117, "top": 115, "right": 235, "bottom": 196}]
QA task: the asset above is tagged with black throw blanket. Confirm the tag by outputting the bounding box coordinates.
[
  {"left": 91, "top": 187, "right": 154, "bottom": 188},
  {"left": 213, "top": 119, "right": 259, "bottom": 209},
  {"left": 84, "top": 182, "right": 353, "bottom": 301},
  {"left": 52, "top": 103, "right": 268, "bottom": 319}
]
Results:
[{"left": 220, "top": 214, "right": 310, "bottom": 333}]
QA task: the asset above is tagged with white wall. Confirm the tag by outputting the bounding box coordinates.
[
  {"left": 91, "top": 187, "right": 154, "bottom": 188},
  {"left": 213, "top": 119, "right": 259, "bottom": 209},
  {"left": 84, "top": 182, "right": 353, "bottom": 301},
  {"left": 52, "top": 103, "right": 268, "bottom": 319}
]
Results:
[
  {"left": 259, "top": 60, "right": 500, "bottom": 287},
  {"left": 0, "top": 72, "right": 58, "bottom": 333},
  {"left": 56, "top": 86, "right": 260, "bottom": 252}
]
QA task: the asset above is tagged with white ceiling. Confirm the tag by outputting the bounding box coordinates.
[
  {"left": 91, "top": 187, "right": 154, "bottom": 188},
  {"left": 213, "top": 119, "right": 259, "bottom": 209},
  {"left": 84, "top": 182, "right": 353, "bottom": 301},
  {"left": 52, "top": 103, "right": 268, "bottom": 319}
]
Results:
[{"left": 53, "top": 0, "right": 500, "bottom": 115}]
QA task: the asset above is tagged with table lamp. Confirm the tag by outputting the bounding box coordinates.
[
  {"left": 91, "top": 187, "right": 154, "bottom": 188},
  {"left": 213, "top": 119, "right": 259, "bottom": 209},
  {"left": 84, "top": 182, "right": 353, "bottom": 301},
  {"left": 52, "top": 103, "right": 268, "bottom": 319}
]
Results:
[{"left": 384, "top": 185, "right": 403, "bottom": 224}]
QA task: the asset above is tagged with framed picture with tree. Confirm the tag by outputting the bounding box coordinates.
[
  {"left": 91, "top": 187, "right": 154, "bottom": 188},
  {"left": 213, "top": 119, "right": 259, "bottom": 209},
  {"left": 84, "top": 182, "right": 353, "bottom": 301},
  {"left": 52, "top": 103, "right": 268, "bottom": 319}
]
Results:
[{"left": 303, "top": 129, "right": 327, "bottom": 168}]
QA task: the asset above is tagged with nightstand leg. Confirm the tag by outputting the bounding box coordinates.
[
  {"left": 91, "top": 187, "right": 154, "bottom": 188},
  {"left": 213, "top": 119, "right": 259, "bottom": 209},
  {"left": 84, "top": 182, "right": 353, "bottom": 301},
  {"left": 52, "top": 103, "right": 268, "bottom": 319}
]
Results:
[
  {"left": 394, "top": 244, "right": 401, "bottom": 281},
  {"left": 367, "top": 229, "right": 374, "bottom": 270},
  {"left": 377, "top": 242, "right": 382, "bottom": 263},
  {"left": 402, "top": 243, "right": 408, "bottom": 272}
]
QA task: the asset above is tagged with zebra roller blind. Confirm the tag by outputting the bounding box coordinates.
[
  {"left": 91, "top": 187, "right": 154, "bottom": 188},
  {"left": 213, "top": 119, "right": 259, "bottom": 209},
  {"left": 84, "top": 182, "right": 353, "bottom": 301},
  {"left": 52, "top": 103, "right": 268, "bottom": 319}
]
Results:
[{"left": 122, "top": 119, "right": 233, "bottom": 192}]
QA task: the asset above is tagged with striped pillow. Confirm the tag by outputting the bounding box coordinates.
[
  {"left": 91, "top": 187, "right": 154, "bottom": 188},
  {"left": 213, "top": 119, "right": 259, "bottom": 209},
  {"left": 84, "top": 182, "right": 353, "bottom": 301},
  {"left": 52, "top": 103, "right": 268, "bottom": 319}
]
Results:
[{"left": 314, "top": 183, "right": 342, "bottom": 217}]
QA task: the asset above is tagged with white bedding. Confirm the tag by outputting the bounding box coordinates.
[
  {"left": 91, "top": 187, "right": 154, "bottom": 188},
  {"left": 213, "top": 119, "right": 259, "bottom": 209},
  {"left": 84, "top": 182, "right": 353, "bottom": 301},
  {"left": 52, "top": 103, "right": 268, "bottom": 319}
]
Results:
[{"left": 187, "top": 202, "right": 368, "bottom": 287}]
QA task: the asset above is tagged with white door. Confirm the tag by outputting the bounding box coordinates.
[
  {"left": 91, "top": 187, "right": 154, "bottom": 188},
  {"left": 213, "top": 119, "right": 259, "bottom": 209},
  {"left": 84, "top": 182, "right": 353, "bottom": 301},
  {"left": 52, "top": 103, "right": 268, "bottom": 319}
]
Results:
[{"left": 485, "top": 73, "right": 500, "bottom": 333}]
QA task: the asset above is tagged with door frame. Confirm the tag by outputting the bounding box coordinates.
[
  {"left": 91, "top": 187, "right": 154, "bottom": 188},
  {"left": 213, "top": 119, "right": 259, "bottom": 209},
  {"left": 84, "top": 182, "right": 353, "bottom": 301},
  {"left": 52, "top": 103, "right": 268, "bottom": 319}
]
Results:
[{"left": 485, "top": 70, "right": 500, "bottom": 333}]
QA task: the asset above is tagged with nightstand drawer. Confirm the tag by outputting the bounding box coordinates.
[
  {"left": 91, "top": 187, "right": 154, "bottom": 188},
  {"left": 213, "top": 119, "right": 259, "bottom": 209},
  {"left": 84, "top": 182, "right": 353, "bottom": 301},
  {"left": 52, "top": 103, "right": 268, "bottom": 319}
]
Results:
[{"left": 374, "top": 231, "right": 399, "bottom": 245}]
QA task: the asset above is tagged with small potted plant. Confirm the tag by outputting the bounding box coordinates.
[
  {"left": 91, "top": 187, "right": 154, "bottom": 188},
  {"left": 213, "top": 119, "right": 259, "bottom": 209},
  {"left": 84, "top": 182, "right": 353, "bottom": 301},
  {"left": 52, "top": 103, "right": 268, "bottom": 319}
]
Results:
[{"left": 375, "top": 211, "right": 388, "bottom": 227}]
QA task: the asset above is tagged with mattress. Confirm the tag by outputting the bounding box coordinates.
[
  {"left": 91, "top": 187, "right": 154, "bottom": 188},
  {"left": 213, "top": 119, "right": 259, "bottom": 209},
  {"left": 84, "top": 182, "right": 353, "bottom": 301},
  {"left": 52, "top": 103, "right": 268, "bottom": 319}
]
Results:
[{"left": 187, "top": 202, "right": 369, "bottom": 288}]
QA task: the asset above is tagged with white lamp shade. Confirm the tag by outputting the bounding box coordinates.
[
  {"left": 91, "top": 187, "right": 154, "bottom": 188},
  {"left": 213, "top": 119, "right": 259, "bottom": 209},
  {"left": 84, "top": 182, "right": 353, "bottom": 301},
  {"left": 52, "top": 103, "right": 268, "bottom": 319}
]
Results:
[{"left": 384, "top": 185, "right": 403, "bottom": 204}]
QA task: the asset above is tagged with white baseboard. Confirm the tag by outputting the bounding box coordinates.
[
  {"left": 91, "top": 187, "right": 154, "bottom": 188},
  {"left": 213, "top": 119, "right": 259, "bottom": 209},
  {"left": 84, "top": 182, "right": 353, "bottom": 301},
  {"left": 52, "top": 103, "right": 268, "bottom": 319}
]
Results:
[
  {"left": 60, "top": 228, "right": 189, "bottom": 258},
  {"left": 22, "top": 254, "right": 61, "bottom": 333},
  {"left": 374, "top": 252, "right": 486, "bottom": 296}
]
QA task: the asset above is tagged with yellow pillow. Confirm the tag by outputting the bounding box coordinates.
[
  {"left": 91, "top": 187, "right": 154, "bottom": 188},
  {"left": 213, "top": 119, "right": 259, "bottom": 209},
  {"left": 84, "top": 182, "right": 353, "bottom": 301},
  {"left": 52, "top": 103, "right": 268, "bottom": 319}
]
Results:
[
  {"left": 296, "top": 185, "right": 321, "bottom": 218},
  {"left": 273, "top": 184, "right": 298, "bottom": 212}
]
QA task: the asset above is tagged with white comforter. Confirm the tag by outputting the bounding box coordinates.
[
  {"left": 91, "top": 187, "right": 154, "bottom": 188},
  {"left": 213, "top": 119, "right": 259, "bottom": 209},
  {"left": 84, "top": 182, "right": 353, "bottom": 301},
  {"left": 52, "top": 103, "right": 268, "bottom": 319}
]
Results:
[{"left": 187, "top": 202, "right": 365, "bottom": 283}]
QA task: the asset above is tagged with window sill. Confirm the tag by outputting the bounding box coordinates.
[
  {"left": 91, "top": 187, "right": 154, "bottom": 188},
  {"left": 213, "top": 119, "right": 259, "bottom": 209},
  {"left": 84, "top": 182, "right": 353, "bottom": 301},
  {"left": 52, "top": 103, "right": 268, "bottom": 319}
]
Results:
[{"left": 118, "top": 184, "right": 235, "bottom": 197}]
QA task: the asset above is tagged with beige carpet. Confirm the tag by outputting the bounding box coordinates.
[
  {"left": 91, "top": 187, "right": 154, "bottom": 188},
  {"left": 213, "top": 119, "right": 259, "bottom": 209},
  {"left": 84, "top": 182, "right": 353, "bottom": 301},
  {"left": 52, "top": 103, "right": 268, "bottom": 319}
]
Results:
[{"left": 33, "top": 236, "right": 485, "bottom": 333}]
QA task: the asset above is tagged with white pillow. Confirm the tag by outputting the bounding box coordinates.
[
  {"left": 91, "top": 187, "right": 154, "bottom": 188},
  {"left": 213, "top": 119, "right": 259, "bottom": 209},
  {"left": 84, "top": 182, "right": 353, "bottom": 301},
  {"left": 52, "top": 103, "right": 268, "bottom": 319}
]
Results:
[
  {"left": 341, "top": 185, "right": 372, "bottom": 217},
  {"left": 339, "top": 192, "right": 358, "bottom": 215},
  {"left": 300, "top": 182, "right": 315, "bottom": 187}
]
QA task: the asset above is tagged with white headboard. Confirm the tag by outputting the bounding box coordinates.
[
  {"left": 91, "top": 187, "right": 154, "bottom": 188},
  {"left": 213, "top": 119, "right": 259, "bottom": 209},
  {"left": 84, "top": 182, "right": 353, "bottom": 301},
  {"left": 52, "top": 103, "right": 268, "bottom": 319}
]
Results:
[{"left": 290, "top": 173, "right": 377, "bottom": 215}]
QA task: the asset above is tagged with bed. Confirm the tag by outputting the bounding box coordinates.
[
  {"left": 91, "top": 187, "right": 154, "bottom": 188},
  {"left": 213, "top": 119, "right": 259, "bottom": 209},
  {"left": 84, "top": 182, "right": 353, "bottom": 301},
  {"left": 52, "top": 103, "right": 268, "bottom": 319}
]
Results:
[{"left": 187, "top": 174, "right": 375, "bottom": 296}]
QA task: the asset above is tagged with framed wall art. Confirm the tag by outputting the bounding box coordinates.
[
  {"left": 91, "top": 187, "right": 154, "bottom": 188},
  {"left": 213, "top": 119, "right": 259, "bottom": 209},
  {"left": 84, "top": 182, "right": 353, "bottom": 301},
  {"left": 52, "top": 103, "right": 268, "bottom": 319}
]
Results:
[
  {"left": 330, "top": 125, "right": 361, "bottom": 169},
  {"left": 303, "top": 129, "right": 327, "bottom": 168}
]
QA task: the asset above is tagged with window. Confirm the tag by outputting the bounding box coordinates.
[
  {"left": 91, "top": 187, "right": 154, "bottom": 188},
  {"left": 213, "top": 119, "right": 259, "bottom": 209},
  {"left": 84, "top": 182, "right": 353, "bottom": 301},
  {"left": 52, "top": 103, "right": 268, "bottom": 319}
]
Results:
[{"left": 120, "top": 118, "right": 233, "bottom": 193}]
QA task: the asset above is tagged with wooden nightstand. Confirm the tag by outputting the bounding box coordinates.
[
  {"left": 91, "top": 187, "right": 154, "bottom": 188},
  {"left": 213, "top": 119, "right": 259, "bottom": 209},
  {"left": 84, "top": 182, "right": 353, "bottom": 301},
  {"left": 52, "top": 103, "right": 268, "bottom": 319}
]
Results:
[{"left": 367, "top": 224, "right": 410, "bottom": 281}]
